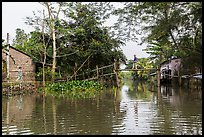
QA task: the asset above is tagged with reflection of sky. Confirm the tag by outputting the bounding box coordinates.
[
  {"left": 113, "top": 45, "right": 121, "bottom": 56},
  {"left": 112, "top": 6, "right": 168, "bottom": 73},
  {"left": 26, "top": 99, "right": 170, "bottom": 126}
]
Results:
[
  {"left": 2, "top": 125, "right": 34, "bottom": 135},
  {"left": 118, "top": 85, "right": 154, "bottom": 135}
]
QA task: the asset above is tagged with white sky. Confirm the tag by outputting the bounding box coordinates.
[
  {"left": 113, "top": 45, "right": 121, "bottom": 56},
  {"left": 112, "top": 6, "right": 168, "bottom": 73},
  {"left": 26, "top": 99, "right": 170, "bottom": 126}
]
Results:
[{"left": 2, "top": 2, "right": 149, "bottom": 60}]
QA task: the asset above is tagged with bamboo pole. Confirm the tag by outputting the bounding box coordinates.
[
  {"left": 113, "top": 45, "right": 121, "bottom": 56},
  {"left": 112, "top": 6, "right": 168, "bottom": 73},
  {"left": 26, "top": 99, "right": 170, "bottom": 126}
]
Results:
[
  {"left": 74, "top": 63, "right": 77, "bottom": 80},
  {"left": 157, "top": 68, "right": 161, "bottom": 87},
  {"left": 6, "top": 33, "right": 10, "bottom": 79},
  {"left": 114, "top": 60, "right": 119, "bottom": 87},
  {"left": 116, "top": 68, "right": 157, "bottom": 71},
  {"left": 83, "top": 72, "right": 85, "bottom": 80},
  {"left": 96, "top": 65, "right": 99, "bottom": 80},
  {"left": 178, "top": 69, "right": 182, "bottom": 86},
  {"left": 67, "top": 55, "right": 91, "bottom": 81},
  {"left": 102, "top": 73, "right": 115, "bottom": 77}
]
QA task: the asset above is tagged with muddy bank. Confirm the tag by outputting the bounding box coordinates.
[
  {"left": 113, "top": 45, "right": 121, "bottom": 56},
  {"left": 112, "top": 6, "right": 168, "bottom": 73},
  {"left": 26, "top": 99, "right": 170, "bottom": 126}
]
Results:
[{"left": 2, "top": 81, "right": 43, "bottom": 96}]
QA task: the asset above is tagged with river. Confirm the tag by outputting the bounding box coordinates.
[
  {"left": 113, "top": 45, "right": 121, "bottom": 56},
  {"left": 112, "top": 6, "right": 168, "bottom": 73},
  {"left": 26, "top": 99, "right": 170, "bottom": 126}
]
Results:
[{"left": 2, "top": 80, "right": 202, "bottom": 135}]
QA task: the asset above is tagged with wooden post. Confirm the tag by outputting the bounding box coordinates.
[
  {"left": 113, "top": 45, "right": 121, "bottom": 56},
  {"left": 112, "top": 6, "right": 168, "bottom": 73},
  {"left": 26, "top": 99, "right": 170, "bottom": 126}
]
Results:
[
  {"left": 157, "top": 82, "right": 161, "bottom": 105},
  {"left": 83, "top": 72, "right": 85, "bottom": 80},
  {"left": 101, "top": 67, "right": 103, "bottom": 78},
  {"left": 96, "top": 65, "right": 99, "bottom": 80},
  {"left": 88, "top": 58, "right": 90, "bottom": 79},
  {"left": 157, "top": 67, "right": 161, "bottom": 87},
  {"left": 178, "top": 69, "right": 181, "bottom": 86},
  {"left": 114, "top": 60, "right": 119, "bottom": 87},
  {"left": 74, "top": 63, "right": 77, "bottom": 80},
  {"left": 87, "top": 69, "right": 90, "bottom": 79},
  {"left": 6, "top": 33, "right": 10, "bottom": 79}
]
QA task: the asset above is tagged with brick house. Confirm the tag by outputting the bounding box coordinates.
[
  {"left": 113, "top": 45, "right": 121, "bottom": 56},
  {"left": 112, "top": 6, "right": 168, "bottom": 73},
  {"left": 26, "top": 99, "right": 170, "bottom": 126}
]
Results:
[{"left": 2, "top": 46, "right": 36, "bottom": 82}]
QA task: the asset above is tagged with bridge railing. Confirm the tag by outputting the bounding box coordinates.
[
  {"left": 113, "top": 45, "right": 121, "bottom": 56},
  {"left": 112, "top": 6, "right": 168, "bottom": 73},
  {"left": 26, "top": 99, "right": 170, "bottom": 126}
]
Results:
[{"left": 75, "top": 64, "right": 115, "bottom": 81}]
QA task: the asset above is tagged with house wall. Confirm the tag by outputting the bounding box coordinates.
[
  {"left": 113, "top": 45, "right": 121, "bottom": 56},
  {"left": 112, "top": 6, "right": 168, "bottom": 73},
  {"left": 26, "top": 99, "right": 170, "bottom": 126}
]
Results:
[
  {"left": 2, "top": 47, "right": 36, "bottom": 81},
  {"left": 160, "top": 58, "right": 181, "bottom": 78},
  {"left": 169, "top": 58, "right": 181, "bottom": 76}
]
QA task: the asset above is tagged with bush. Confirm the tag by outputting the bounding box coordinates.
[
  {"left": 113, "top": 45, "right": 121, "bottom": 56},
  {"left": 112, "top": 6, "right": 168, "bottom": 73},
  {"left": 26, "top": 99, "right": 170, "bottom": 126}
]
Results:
[{"left": 39, "top": 80, "right": 103, "bottom": 99}]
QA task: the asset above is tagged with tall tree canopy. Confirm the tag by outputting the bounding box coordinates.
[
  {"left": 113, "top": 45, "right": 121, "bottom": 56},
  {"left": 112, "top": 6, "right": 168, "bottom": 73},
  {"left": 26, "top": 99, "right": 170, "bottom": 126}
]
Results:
[
  {"left": 112, "top": 2, "right": 202, "bottom": 70},
  {"left": 13, "top": 2, "right": 127, "bottom": 80}
]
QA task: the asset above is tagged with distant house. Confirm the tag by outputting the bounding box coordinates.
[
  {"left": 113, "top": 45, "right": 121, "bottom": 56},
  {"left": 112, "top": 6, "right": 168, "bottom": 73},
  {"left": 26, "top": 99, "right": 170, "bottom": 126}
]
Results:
[
  {"left": 160, "top": 58, "right": 182, "bottom": 80},
  {"left": 2, "top": 46, "right": 36, "bottom": 82}
]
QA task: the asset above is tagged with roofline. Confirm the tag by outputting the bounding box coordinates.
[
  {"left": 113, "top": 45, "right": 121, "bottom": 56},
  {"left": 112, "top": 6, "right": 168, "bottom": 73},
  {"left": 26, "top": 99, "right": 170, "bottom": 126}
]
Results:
[
  {"left": 8, "top": 45, "right": 33, "bottom": 58},
  {"left": 161, "top": 57, "right": 181, "bottom": 65}
]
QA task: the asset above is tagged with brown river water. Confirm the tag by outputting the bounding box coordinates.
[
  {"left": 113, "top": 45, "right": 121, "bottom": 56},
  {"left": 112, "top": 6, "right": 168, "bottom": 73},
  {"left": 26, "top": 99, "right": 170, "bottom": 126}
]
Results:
[{"left": 2, "top": 80, "right": 202, "bottom": 135}]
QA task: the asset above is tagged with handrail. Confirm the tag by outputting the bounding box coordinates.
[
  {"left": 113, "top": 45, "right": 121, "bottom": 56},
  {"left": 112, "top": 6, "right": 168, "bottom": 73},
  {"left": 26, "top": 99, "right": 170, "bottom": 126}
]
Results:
[
  {"left": 116, "top": 68, "right": 157, "bottom": 71},
  {"left": 76, "top": 64, "right": 114, "bottom": 77}
]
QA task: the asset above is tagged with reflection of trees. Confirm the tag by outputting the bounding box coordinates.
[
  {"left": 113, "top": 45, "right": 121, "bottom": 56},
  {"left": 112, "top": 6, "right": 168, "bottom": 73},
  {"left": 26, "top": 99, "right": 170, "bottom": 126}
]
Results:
[
  {"left": 2, "top": 83, "right": 201, "bottom": 135},
  {"left": 52, "top": 97, "right": 57, "bottom": 135},
  {"left": 6, "top": 100, "right": 10, "bottom": 134},
  {"left": 124, "top": 80, "right": 153, "bottom": 101},
  {"left": 152, "top": 94, "right": 175, "bottom": 135},
  {"left": 42, "top": 95, "right": 47, "bottom": 133},
  {"left": 150, "top": 84, "right": 202, "bottom": 135},
  {"left": 23, "top": 88, "right": 126, "bottom": 135}
]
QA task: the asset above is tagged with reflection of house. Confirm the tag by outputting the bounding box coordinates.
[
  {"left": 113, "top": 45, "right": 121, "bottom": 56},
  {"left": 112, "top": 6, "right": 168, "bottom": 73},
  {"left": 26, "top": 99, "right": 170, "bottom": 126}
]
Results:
[
  {"left": 2, "top": 46, "right": 36, "bottom": 82},
  {"left": 160, "top": 58, "right": 181, "bottom": 81},
  {"left": 2, "top": 95, "right": 36, "bottom": 134}
]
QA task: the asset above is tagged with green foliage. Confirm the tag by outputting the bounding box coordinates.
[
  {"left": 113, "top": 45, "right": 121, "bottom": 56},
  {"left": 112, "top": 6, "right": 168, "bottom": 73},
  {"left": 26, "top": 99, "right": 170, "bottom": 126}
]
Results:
[
  {"left": 41, "top": 80, "right": 103, "bottom": 99},
  {"left": 36, "top": 66, "right": 52, "bottom": 81},
  {"left": 14, "top": 2, "right": 127, "bottom": 81},
  {"left": 53, "top": 2, "right": 126, "bottom": 77},
  {"left": 125, "top": 57, "right": 154, "bottom": 80},
  {"left": 113, "top": 2, "right": 202, "bottom": 68},
  {"left": 12, "top": 28, "right": 28, "bottom": 47}
]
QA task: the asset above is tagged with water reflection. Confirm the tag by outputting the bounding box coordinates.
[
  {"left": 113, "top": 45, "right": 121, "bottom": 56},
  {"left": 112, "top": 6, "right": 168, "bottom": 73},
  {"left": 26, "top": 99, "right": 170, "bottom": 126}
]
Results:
[
  {"left": 2, "top": 80, "right": 202, "bottom": 135},
  {"left": 152, "top": 84, "right": 202, "bottom": 135}
]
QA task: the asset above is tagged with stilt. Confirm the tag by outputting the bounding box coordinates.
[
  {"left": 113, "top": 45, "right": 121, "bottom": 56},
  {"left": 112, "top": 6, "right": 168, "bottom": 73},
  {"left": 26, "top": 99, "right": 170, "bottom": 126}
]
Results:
[
  {"left": 114, "top": 60, "right": 119, "bottom": 87},
  {"left": 96, "top": 65, "right": 99, "bottom": 81},
  {"left": 74, "top": 63, "right": 77, "bottom": 80},
  {"left": 157, "top": 68, "right": 160, "bottom": 87}
]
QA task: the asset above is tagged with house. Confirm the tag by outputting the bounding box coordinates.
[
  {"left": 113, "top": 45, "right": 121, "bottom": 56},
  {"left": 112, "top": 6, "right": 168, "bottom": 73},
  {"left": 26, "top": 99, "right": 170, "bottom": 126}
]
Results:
[
  {"left": 160, "top": 58, "right": 181, "bottom": 81},
  {"left": 2, "top": 46, "right": 36, "bottom": 82}
]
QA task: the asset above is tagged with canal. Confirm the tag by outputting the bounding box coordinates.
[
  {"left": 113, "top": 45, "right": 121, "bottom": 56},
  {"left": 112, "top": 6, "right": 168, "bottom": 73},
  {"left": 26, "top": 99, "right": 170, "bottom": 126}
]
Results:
[{"left": 2, "top": 80, "right": 202, "bottom": 135}]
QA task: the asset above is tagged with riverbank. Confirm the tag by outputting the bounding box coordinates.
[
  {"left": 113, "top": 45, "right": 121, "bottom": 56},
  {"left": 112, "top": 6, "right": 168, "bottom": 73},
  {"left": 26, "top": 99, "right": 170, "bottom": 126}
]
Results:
[
  {"left": 2, "top": 80, "right": 202, "bottom": 135},
  {"left": 2, "top": 81, "right": 42, "bottom": 96}
]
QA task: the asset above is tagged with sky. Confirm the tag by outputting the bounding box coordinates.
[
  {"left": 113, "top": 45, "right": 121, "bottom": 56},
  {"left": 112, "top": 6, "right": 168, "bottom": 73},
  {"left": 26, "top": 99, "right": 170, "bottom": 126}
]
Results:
[{"left": 2, "top": 2, "right": 150, "bottom": 60}]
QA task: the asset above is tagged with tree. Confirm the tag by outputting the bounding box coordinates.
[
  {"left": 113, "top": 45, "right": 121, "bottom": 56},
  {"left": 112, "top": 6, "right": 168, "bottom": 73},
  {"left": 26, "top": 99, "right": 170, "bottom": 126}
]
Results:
[
  {"left": 54, "top": 2, "right": 126, "bottom": 79},
  {"left": 21, "top": 2, "right": 126, "bottom": 81},
  {"left": 112, "top": 2, "right": 202, "bottom": 69},
  {"left": 25, "top": 2, "right": 67, "bottom": 81},
  {"left": 13, "top": 28, "right": 28, "bottom": 47},
  {"left": 125, "top": 57, "right": 153, "bottom": 80},
  {"left": 42, "top": 2, "right": 63, "bottom": 81}
]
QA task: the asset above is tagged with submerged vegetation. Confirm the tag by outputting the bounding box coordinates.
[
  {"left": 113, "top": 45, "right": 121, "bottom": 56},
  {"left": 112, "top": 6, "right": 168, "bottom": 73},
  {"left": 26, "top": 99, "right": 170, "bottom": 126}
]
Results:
[{"left": 40, "top": 80, "right": 103, "bottom": 99}]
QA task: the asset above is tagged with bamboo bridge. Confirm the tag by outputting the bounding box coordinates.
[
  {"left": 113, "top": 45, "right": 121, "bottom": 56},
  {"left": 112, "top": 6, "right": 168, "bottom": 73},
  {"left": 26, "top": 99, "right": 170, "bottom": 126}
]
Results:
[{"left": 65, "top": 61, "right": 160, "bottom": 87}]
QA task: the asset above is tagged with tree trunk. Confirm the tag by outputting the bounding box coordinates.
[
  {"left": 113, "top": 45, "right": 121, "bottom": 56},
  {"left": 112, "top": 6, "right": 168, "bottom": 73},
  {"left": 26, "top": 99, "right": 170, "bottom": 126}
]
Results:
[
  {"left": 42, "top": 9, "right": 46, "bottom": 87},
  {"left": 44, "top": 2, "right": 61, "bottom": 82},
  {"left": 51, "top": 26, "right": 56, "bottom": 82}
]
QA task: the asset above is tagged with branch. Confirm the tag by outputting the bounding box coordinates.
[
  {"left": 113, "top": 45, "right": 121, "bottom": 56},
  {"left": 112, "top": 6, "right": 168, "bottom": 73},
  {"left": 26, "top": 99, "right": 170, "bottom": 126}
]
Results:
[
  {"left": 56, "top": 3, "right": 62, "bottom": 19},
  {"left": 56, "top": 50, "right": 79, "bottom": 57},
  {"left": 67, "top": 54, "right": 92, "bottom": 80}
]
